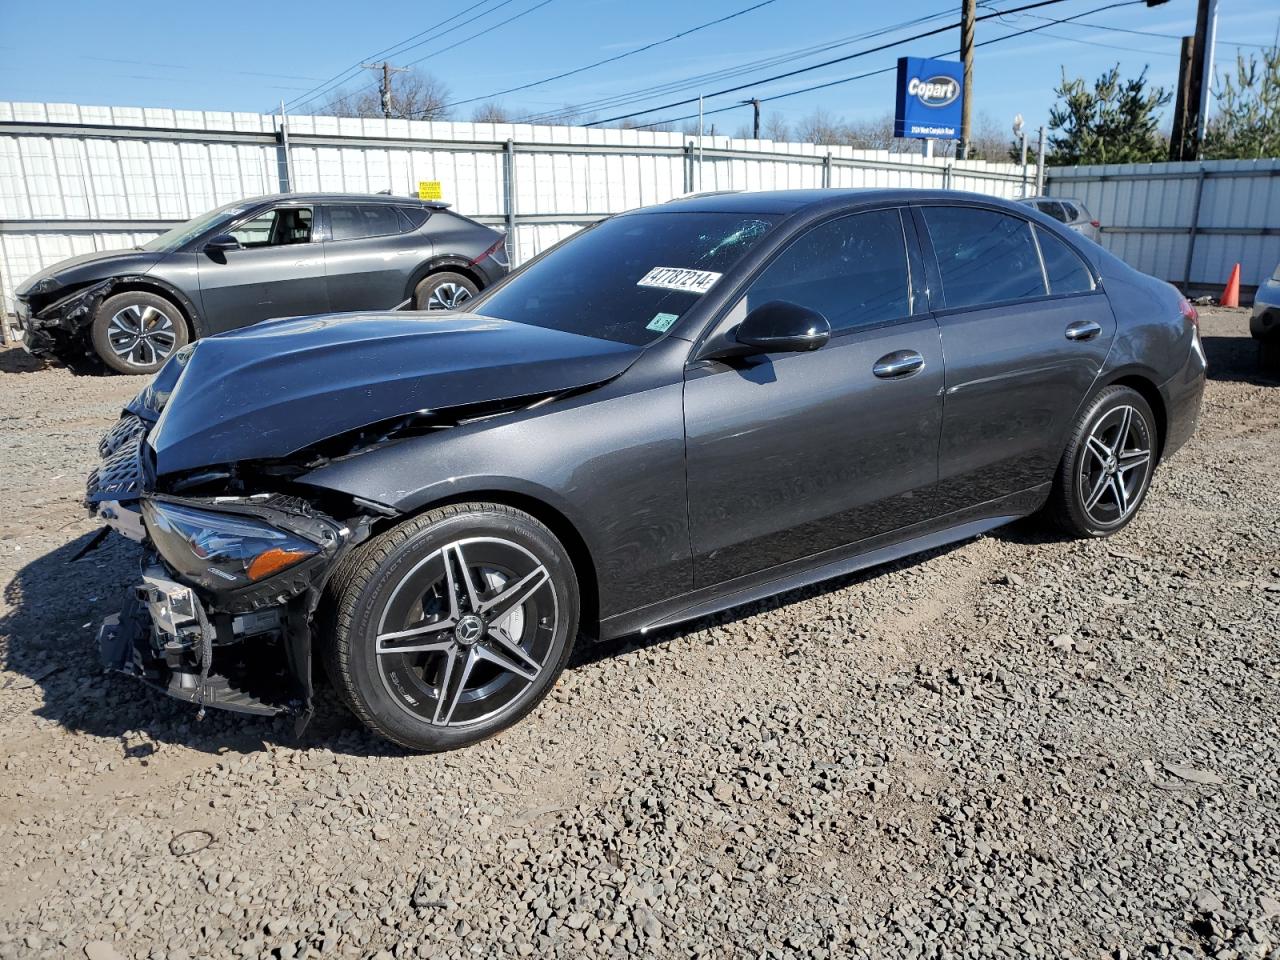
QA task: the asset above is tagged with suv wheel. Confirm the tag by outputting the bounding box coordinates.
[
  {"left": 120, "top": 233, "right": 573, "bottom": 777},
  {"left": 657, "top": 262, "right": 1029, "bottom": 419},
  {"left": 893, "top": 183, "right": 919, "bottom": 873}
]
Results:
[
  {"left": 414, "top": 272, "right": 478, "bottom": 311},
  {"left": 91, "top": 291, "right": 188, "bottom": 374},
  {"left": 1045, "top": 385, "right": 1157, "bottom": 537},
  {"left": 321, "top": 503, "right": 579, "bottom": 751}
]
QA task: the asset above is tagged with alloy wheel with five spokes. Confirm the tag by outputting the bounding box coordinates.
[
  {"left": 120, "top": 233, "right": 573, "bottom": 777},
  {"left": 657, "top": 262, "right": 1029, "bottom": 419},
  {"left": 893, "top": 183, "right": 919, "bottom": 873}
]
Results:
[
  {"left": 323, "top": 503, "right": 579, "bottom": 751},
  {"left": 375, "top": 537, "right": 557, "bottom": 727},
  {"left": 1046, "top": 385, "right": 1158, "bottom": 538},
  {"left": 1078, "top": 403, "right": 1153, "bottom": 527}
]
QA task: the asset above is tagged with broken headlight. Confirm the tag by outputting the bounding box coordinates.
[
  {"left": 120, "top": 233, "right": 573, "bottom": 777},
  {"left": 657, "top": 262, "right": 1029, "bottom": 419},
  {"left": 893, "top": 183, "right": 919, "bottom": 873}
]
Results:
[
  {"left": 28, "top": 276, "right": 62, "bottom": 295},
  {"left": 142, "top": 501, "right": 319, "bottom": 592}
]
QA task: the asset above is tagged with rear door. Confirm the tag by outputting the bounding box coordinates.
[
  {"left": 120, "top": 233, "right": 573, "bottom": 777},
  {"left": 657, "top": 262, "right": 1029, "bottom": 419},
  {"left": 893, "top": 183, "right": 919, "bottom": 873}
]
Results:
[
  {"left": 913, "top": 203, "right": 1115, "bottom": 513},
  {"left": 684, "top": 207, "right": 944, "bottom": 587},
  {"left": 195, "top": 203, "right": 326, "bottom": 332},
  {"left": 322, "top": 203, "right": 428, "bottom": 312}
]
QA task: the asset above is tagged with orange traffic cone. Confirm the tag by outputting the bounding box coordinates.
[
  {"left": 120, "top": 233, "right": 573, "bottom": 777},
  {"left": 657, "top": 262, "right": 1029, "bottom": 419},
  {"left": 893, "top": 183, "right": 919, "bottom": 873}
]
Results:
[{"left": 1221, "top": 263, "right": 1241, "bottom": 308}]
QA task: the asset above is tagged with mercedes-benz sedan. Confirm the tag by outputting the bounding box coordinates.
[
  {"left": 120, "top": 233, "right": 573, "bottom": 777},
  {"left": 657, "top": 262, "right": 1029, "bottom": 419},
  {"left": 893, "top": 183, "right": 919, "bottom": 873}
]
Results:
[{"left": 86, "top": 188, "right": 1205, "bottom": 751}]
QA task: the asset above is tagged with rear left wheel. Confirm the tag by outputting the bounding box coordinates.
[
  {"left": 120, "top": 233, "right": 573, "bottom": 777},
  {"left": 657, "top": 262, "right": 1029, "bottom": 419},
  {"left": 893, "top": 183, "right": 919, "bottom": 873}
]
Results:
[
  {"left": 414, "top": 272, "right": 478, "bottom": 311},
  {"left": 1045, "top": 385, "right": 1157, "bottom": 538},
  {"left": 321, "top": 503, "right": 579, "bottom": 751}
]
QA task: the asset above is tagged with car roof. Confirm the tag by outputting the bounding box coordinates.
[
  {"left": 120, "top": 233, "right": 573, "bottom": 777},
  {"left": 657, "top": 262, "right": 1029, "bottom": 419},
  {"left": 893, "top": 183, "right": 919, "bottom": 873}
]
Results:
[
  {"left": 648, "top": 188, "right": 1037, "bottom": 217},
  {"left": 236, "top": 192, "right": 449, "bottom": 209}
]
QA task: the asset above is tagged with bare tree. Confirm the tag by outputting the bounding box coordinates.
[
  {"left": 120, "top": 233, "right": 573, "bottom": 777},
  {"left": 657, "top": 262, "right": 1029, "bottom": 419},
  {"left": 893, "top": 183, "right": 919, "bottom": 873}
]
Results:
[
  {"left": 844, "top": 114, "right": 895, "bottom": 149},
  {"left": 762, "top": 112, "right": 791, "bottom": 141},
  {"left": 963, "top": 111, "right": 1015, "bottom": 162},
  {"left": 321, "top": 69, "right": 452, "bottom": 120},
  {"left": 471, "top": 101, "right": 511, "bottom": 123},
  {"left": 794, "top": 108, "right": 849, "bottom": 146}
]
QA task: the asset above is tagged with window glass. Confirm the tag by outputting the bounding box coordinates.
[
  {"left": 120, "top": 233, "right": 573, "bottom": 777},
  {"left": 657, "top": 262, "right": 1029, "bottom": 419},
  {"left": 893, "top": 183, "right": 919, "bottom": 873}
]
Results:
[
  {"left": 1060, "top": 202, "right": 1081, "bottom": 222},
  {"left": 229, "top": 207, "right": 312, "bottom": 248},
  {"left": 476, "top": 211, "right": 776, "bottom": 346},
  {"left": 141, "top": 200, "right": 252, "bottom": 252},
  {"left": 398, "top": 206, "right": 431, "bottom": 231},
  {"left": 329, "top": 204, "right": 402, "bottom": 241},
  {"left": 1036, "top": 226, "right": 1095, "bottom": 295},
  {"left": 1038, "top": 200, "right": 1070, "bottom": 223},
  {"left": 923, "top": 206, "right": 1046, "bottom": 308},
  {"left": 741, "top": 209, "right": 911, "bottom": 332}
]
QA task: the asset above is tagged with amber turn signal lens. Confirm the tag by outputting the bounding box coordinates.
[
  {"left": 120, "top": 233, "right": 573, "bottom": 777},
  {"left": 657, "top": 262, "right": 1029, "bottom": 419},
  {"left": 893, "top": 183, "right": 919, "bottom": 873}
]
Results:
[{"left": 246, "top": 547, "right": 314, "bottom": 581}]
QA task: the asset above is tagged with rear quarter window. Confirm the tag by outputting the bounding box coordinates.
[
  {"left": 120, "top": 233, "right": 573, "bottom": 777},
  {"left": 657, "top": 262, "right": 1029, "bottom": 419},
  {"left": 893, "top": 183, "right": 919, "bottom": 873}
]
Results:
[{"left": 1036, "top": 226, "right": 1095, "bottom": 295}]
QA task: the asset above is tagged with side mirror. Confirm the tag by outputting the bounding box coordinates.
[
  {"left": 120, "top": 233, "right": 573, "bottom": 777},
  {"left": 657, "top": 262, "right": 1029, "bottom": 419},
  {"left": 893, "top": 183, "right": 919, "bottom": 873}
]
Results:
[
  {"left": 730, "top": 300, "right": 831, "bottom": 356},
  {"left": 204, "top": 234, "right": 241, "bottom": 254}
]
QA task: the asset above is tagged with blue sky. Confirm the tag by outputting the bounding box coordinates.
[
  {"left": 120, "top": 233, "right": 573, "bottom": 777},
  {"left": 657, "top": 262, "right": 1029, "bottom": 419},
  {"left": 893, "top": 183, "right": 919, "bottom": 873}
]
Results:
[{"left": 1, "top": 0, "right": 1275, "bottom": 137}]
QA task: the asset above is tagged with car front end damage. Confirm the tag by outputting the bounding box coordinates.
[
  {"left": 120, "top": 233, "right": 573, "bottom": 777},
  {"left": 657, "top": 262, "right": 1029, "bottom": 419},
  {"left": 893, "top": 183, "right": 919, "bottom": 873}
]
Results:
[
  {"left": 16, "top": 279, "right": 116, "bottom": 362},
  {"left": 87, "top": 379, "right": 378, "bottom": 728}
]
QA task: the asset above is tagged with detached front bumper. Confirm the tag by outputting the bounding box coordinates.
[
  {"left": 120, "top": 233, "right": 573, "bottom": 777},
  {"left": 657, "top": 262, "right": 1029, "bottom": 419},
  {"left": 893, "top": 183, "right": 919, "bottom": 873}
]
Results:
[
  {"left": 98, "top": 565, "right": 306, "bottom": 717},
  {"left": 18, "top": 280, "right": 113, "bottom": 362},
  {"left": 86, "top": 407, "right": 360, "bottom": 726}
]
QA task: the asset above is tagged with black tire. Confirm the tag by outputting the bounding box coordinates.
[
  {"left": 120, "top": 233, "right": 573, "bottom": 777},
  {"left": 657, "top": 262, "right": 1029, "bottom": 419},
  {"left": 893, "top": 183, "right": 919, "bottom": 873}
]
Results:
[
  {"left": 1259, "top": 338, "right": 1280, "bottom": 374},
  {"left": 320, "top": 503, "right": 579, "bottom": 752},
  {"left": 1044, "top": 385, "right": 1158, "bottom": 538},
  {"left": 414, "top": 271, "right": 479, "bottom": 311},
  {"left": 90, "top": 291, "right": 189, "bottom": 375}
]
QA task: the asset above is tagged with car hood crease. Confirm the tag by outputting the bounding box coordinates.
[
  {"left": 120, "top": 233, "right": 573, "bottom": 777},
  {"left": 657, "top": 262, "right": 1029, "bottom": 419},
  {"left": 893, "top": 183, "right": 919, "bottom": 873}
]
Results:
[{"left": 146, "top": 311, "right": 643, "bottom": 476}]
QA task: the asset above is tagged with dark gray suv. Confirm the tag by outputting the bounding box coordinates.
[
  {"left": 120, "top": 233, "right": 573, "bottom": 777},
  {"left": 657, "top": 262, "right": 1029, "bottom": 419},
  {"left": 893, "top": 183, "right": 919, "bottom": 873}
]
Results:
[{"left": 14, "top": 193, "right": 508, "bottom": 373}]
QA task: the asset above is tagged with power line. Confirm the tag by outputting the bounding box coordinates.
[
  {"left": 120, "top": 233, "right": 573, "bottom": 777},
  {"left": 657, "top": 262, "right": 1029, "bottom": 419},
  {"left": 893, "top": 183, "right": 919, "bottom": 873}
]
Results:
[
  {"left": 436, "top": 0, "right": 778, "bottom": 114},
  {"left": 628, "top": 0, "right": 1144, "bottom": 130},
  {"left": 304, "top": 0, "right": 558, "bottom": 117},
  {"left": 283, "top": 0, "right": 521, "bottom": 113},
  {"left": 518, "top": 7, "right": 957, "bottom": 124},
  {"left": 985, "top": 5, "right": 1274, "bottom": 49},
  {"left": 584, "top": 0, "right": 1088, "bottom": 127}
]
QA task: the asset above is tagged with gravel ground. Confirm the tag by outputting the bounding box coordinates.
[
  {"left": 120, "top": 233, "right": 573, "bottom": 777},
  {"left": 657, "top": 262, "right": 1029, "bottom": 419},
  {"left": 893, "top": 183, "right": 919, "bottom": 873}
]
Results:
[{"left": 0, "top": 307, "right": 1277, "bottom": 960}]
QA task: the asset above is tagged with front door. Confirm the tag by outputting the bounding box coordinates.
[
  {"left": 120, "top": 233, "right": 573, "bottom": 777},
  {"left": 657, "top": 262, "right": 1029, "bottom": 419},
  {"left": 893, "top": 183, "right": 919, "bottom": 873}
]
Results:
[
  {"left": 913, "top": 204, "right": 1117, "bottom": 513},
  {"left": 684, "top": 208, "right": 944, "bottom": 588},
  {"left": 196, "top": 204, "right": 325, "bottom": 332}
]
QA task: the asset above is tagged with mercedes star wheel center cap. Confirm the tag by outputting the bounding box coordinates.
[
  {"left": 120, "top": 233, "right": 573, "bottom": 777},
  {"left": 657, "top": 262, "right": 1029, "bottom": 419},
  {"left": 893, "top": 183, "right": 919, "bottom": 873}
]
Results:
[{"left": 454, "top": 614, "right": 485, "bottom": 645}]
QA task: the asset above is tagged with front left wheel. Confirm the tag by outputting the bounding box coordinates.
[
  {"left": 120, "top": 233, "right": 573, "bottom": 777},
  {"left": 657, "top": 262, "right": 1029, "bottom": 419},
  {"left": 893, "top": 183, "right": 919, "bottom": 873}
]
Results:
[
  {"left": 90, "top": 291, "right": 188, "bottom": 374},
  {"left": 321, "top": 503, "right": 579, "bottom": 752}
]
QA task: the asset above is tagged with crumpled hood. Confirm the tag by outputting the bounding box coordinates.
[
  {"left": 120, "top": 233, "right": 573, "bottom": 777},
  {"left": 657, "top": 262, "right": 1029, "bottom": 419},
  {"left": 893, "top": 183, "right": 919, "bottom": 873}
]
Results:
[
  {"left": 17, "top": 248, "right": 163, "bottom": 296},
  {"left": 146, "top": 311, "right": 643, "bottom": 476}
]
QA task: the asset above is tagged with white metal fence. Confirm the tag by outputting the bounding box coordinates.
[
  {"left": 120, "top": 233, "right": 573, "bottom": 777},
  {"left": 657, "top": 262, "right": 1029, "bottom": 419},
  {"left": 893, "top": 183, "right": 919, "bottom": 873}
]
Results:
[
  {"left": 1044, "top": 158, "right": 1280, "bottom": 293},
  {"left": 0, "top": 100, "right": 1036, "bottom": 329}
]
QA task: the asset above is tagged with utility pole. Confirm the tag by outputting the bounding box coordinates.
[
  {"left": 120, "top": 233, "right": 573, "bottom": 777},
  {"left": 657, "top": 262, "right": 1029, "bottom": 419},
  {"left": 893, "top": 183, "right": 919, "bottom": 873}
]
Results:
[
  {"left": 1170, "top": 35, "right": 1197, "bottom": 160},
  {"left": 740, "top": 98, "right": 761, "bottom": 139},
  {"left": 362, "top": 61, "right": 409, "bottom": 119},
  {"left": 1195, "top": 0, "right": 1219, "bottom": 154},
  {"left": 959, "top": 0, "right": 976, "bottom": 159},
  {"left": 1182, "top": 0, "right": 1212, "bottom": 158}
]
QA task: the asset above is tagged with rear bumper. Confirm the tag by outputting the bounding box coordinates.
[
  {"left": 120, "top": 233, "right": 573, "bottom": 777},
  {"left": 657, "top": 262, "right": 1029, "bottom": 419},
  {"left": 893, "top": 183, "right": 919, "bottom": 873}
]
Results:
[
  {"left": 1251, "top": 281, "right": 1279, "bottom": 340},
  {"left": 1158, "top": 331, "right": 1207, "bottom": 460}
]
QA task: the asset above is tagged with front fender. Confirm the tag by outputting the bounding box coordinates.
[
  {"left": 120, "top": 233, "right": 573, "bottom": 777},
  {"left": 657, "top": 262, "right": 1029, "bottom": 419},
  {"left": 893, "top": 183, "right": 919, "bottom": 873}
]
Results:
[{"left": 296, "top": 378, "right": 693, "bottom": 621}]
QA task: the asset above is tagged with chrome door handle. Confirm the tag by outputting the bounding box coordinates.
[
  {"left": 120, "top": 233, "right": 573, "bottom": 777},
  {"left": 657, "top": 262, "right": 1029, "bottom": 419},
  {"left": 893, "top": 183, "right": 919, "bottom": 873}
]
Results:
[
  {"left": 872, "top": 350, "right": 925, "bottom": 379},
  {"left": 1065, "top": 320, "right": 1102, "bottom": 341}
]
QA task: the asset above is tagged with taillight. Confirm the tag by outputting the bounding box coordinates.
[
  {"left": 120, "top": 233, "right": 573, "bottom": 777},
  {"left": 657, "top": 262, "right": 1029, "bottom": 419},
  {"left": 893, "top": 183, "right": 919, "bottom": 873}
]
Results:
[
  {"left": 470, "top": 236, "right": 506, "bottom": 266},
  {"left": 1090, "top": 220, "right": 1101, "bottom": 228},
  {"left": 1178, "top": 295, "right": 1199, "bottom": 330}
]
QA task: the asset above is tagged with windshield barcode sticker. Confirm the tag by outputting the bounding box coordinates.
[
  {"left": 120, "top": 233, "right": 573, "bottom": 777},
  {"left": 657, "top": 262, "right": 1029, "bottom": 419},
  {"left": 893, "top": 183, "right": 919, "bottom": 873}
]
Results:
[{"left": 636, "top": 267, "right": 722, "bottom": 295}]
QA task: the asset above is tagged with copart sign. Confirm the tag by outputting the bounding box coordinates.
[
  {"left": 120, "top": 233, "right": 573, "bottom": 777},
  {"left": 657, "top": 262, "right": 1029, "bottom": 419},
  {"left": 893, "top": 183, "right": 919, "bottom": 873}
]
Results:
[{"left": 894, "top": 56, "right": 964, "bottom": 140}]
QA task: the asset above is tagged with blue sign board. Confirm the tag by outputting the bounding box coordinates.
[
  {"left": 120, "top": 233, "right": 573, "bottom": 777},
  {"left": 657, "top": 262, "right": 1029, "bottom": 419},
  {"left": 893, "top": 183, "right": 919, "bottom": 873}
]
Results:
[{"left": 894, "top": 56, "right": 964, "bottom": 140}]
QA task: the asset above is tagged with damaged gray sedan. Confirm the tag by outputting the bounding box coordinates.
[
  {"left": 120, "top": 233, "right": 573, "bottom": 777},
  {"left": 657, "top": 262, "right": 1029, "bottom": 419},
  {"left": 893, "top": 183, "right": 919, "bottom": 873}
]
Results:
[{"left": 87, "top": 189, "right": 1204, "bottom": 751}]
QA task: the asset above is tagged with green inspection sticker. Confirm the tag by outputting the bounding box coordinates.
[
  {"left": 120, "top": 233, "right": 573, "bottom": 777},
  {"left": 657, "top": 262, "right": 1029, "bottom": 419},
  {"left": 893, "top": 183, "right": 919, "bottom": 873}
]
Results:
[{"left": 646, "top": 312, "right": 679, "bottom": 333}]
